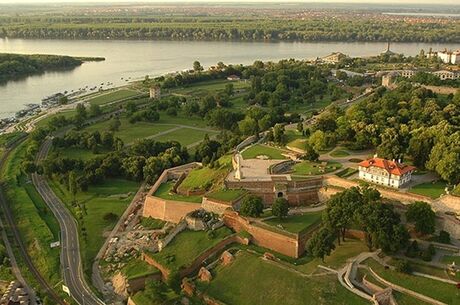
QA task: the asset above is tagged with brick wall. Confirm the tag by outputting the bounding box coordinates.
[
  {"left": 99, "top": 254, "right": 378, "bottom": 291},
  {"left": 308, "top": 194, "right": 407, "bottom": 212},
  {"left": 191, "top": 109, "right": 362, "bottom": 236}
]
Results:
[
  {"left": 201, "top": 197, "right": 234, "bottom": 215},
  {"left": 223, "top": 211, "right": 304, "bottom": 258},
  {"left": 438, "top": 195, "right": 460, "bottom": 212},
  {"left": 143, "top": 195, "right": 202, "bottom": 223}
]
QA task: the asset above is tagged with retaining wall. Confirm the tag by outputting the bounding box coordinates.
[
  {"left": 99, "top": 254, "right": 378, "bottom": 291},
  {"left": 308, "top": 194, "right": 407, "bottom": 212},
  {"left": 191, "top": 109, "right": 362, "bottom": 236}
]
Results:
[
  {"left": 223, "top": 211, "right": 303, "bottom": 258},
  {"left": 143, "top": 196, "right": 202, "bottom": 224}
]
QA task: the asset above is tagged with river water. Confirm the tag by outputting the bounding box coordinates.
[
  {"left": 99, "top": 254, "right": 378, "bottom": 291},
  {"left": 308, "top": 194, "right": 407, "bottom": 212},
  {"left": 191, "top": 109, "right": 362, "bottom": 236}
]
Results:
[{"left": 1, "top": 39, "right": 458, "bottom": 119}]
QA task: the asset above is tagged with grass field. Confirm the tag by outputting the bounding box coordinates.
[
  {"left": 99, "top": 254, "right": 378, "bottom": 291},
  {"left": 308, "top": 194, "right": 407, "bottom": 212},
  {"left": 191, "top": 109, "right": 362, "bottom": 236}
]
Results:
[
  {"left": 285, "top": 129, "right": 310, "bottom": 151},
  {"left": 154, "top": 182, "right": 203, "bottom": 203},
  {"left": 409, "top": 181, "right": 447, "bottom": 199},
  {"left": 295, "top": 239, "right": 369, "bottom": 274},
  {"left": 292, "top": 160, "right": 342, "bottom": 176},
  {"left": 206, "top": 189, "right": 247, "bottom": 202},
  {"left": 151, "top": 227, "right": 233, "bottom": 270},
  {"left": 335, "top": 167, "right": 358, "bottom": 178},
  {"left": 54, "top": 146, "right": 106, "bottom": 161},
  {"left": 330, "top": 149, "right": 351, "bottom": 158},
  {"left": 122, "top": 259, "right": 160, "bottom": 280},
  {"left": 441, "top": 255, "right": 460, "bottom": 265},
  {"left": 200, "top": 251, "right": 369, "bottom": 305},
  {"left": 171, "top": 79, "right": 249, "bottom": 98},
  {"left": 86, "top": 89, "right": 139, "bottom": 106},
  {"left": 49, "top": 178, "right": 139, "bottom": 276},
  {"left": 263, "top": 212, "right": 323, "bottom": 234},
  {"left": 153, "top": 127, "right": 217, "bottom": 147},
  {"left": 84, "top": 112, "right": 215, "bottom": 146},
  {"left": 242, "top": 144, "right": 287, "bottom": 160},
  {"left": 178, "top": 155, "right": 232, "bottom": 194},
  {"left": 367, "top": 259, "right": 460, "bottom": 304}
]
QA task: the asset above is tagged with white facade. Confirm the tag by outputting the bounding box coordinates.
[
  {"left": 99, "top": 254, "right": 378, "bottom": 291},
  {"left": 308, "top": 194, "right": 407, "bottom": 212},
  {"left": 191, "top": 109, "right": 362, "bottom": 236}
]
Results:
[
  {"left": 438, "top": 50, "right": 460, "bottom": 65},
  {"left": 359, "top": 162, "right": 412, "bottom": 188}
]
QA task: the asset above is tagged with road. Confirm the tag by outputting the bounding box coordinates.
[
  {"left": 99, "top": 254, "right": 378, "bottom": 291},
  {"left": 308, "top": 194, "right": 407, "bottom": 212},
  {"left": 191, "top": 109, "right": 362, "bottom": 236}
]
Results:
[
  {"left": 0, "top": 137, "right": 66, "bottom": 305},
  {"left": 32, "top": 138, "right": 105, "bottom": 305}
]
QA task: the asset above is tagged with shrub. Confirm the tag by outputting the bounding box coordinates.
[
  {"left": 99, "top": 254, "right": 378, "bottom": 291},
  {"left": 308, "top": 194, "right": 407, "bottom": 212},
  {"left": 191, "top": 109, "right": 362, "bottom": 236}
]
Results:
[
  {"left": 405, "top": 240, "right": 419, "bottom": 258},
  {"left": 272, "top": 197, "right": 289, "bottom": 219},
  {"left": 438, "top": 230, "right": 451, "bottom": 244},
  {"left": 395, "top": 260, "right": 412, "bottom": 274},
  {"left": 240, "top": 195, "right": 264, "bottom": 217}
]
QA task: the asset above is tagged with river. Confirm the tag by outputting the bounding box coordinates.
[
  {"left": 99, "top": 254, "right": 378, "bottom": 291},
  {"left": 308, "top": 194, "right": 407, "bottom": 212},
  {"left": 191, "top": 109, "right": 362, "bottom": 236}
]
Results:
[{"left": 1, "top": 39, "right": 458, "bottom": 119}]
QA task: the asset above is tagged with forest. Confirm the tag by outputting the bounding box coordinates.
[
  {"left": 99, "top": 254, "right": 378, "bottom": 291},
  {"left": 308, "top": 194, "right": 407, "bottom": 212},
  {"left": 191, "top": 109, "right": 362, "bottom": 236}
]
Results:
[
  {"left": 1, "top": 15, "right": 458, "bottom": 43},
  {"left": 0, "top": 53, "right": 103, "bottom": 83}
]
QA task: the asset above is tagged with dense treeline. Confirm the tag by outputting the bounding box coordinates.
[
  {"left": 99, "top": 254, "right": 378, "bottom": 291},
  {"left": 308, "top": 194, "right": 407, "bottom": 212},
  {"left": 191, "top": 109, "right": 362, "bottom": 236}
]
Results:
[
  {"left": 310, "top": 84, "right": 460, "bottom": 185},
  {"left": 0, "top": 53, "right": 83, "bottom": 83},
  {"left": 1, "top": 16, "right": 458, "bottom": 43}
]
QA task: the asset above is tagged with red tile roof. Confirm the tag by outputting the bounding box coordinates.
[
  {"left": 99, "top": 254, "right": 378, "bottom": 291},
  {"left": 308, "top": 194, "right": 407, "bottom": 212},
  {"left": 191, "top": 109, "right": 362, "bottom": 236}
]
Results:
[{"left": 359, "top": 157, "right": 416, "bottom": 176}]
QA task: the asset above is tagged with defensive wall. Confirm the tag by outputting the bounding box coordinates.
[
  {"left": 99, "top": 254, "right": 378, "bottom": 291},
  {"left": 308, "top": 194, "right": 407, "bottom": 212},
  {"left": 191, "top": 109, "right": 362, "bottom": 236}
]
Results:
[
  {"left": 225, "top": 177, "right": 323, "bottom": 206},
  {"left": 142, "top": 163, "right": 202, "bottom": 223},
  {"left": 142, "top": 234, "right": 247, "bottom": 281},
  {"left": 222, "top": 210, "right": 317, "bottom": 258}
]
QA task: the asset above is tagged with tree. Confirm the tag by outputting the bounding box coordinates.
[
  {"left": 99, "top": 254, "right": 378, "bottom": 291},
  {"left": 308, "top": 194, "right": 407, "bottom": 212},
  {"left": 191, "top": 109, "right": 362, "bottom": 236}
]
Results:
[
  {"left": 193, "top": 60, "right": 203, "bottom": 72},
  {"left": 89, "top": 103, "right": 102, "bottom": 117},
  {"left": 109, "top": 117, "right": 121, "bottom": 132},
  {"left": 68, "top": 171, "right": 78, "bottom": 204},
  {"left": 406, "top": 201, "right": 436, "bottom": 235},
  {"left": 224, "top": 83, "right": 234, "bottom": 96},
  {"left": 395, "top": 260, "right": 412, "bottom": 274},
  {"left": 308, "top": 130, "right": 327, "bottom": 151},
  {"left": 301, "top": 144, "right": 319, "bottom": 161},
  {"left": 240, "top": 195, "right": 264, "bottom": 217},
  {"left": 272, "top": 198, "right": 289, "bottom": 219},
  {"left": 103, "top": 212, "right": 118, "bottom": 222},
  {"left": 272, "top": 124, "right": 286, "bottom": 145},
  {"left": 307, "top": 227, "right": 336, "bottom": 262},
  {"left": 297, "top": 121, "right": 304, "bottom": 134},
  {"left": 438, "top": 230, "right": 450, "bottom": 244}
]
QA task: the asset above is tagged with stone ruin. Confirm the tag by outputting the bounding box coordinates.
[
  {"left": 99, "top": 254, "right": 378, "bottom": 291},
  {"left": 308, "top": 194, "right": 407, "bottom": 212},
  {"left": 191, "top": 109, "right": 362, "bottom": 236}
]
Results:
[
  {"left": 198, "top": 267, "right": 213, "bottom": 283},
  {"left": 220, "top": 251, "right": 235, "bottom": 266}
]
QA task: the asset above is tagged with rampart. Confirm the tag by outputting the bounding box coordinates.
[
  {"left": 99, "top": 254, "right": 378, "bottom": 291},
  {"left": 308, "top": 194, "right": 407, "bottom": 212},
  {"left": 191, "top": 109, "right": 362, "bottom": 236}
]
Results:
[
  {"left": 142, "top": 234, "right": 246, "bottom": 281},
  {"left": 143, "top": 163, "right": 202, "bottom": 223},
  {"left": 225, "top": 177, "right": 323, "bottom": 206},
  {"left": 223, "top": 210, "right": 309, "bottom": 258}
]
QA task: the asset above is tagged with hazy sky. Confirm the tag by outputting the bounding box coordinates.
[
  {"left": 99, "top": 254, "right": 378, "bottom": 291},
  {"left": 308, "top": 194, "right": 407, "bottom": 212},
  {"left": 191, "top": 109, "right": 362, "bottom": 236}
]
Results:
[{"left": 0, "top": 0, "right": 459, "bottom": 4}]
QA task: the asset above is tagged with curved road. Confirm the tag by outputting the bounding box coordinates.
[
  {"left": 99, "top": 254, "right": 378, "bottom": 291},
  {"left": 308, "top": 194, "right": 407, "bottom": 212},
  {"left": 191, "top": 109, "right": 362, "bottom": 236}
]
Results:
[{"left": 32, "top": 138, "right": 105, "bottom": 305}]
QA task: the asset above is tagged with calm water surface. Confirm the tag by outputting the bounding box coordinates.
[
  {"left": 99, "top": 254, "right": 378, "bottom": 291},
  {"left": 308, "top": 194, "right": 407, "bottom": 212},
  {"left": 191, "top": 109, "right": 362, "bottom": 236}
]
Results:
[{"left": 1, "top": 39, "right": 459, "bottom": 119}]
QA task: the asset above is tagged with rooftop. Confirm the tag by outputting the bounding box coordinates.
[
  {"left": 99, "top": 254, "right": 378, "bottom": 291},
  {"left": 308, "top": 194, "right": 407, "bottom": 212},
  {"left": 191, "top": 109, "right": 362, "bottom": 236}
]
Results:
[{"left": 359, "top": 157, "right": 415, "bottom": 176}]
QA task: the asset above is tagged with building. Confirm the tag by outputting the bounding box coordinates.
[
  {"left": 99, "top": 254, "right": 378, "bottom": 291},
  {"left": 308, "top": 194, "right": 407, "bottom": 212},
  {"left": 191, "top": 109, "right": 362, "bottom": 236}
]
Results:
[
  {"left": 321, "top": 52, "right": 348, "bottom": 64},
  {"left": 437, "top": 50, "right": 460, "bottom": 65},
  {"left": 432, "top": 70, "right": 459, "bottom": 80},
  {"left": 149, "top": 86, "right": 161, "bottom": 99},
  {"left": 226, "top": 75, "right": 240, "bottom": 81},
  {"left": 358, "top": 156, "right": 415, "bottom": 188}
]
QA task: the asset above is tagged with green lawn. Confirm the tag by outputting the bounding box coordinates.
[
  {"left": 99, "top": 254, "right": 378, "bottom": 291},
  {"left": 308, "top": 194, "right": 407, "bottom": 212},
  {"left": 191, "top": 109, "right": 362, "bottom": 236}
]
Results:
[
  {"left": 206, "top": 189, "right": 247, "bottom": 202},
  {"left": 199, "top": 251, "right": 369, "bottom": 305},
  {"left": 330, "top": 149, "right": 351, "bottom": 158},
  {"left": 140, "top": 217, "right": 166, "bottom": 230},
  {"left": 84, "top": 118, "right": 176, "bottom": 144},
  {"left": 292, "top": 160, "right": 342, "bottom": 176},
  {"left": 151, "top": 227, "right": 233, "bottom": 270},
  {"left": 242, "top": 144, "right": 287, "bottom": 160},
  {"left": 122, "top": 259, "right": 160, "bottom": 280},
  {"left": 49, "top": 178, "right": 140, "bottom": 277},
  {"left": 335, "top": 167, "right": 358, "bottom": 178},
  {"left": 87, "top": 89, "right": 139, "bottom": 106},
  {"left": 441, "top": 255, "right": 460, "bottom": 265},
  {"left": 154, "top": 182, "right": 203, "bottom": 203},
  {"left": 171, "top": 79, "right": 249, "bottom": 97},
  {"left": 367, "top": 259, "right": 460, "bottom": 304},
  {"left": 295, "top": 239, "right": 369, "bottom": 274},
  {"left": 263, "top": 212, "right": 323, "bottom": 234},
  {"left": 153, "top": 127, "right": 218, "bottom": 147},
  {"left": 409, "top": 181, "right": 447, "bottom": 199},
  {"left": 178, "top": 156, "right": 232, "bottom": 194}
]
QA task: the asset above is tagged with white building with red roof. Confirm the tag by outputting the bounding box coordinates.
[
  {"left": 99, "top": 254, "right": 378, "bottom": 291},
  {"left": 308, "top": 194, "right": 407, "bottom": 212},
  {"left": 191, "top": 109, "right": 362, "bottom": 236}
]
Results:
[{"left": 358, "top": 156, "right": 416, "bottom": 188}]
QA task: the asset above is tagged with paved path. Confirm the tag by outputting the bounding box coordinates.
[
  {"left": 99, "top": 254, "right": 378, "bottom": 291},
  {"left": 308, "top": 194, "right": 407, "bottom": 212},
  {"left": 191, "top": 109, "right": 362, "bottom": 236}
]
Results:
[{"left": 33, "top": 138, "right": 105, "bottom": 305}]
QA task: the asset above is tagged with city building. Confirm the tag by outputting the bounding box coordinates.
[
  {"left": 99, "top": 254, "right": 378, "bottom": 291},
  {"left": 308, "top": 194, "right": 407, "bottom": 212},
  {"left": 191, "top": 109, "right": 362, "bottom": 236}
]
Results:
[
  {"left": 432, "top": 70, "right": 459, "bottom": 80},
  {"left": 321, "top": 52, "right": 348, "bottom": 64},
  {"left": 226, "top": 75, "right": 241, "bottom": 81},
  {"left": 437, "top": 49, "right": 460, "bottom": 65},
  {"left": 358, "top": 156, "right": 416, "bottom": 188},
  {"left": 149, "top": 86, "right": 161, "bottom": 99}
]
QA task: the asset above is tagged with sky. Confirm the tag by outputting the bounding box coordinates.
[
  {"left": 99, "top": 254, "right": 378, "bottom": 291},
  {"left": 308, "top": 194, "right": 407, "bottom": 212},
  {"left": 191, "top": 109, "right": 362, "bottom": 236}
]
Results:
[{"left": 0, "top": 0, "right": 459, "bottom": 4}]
